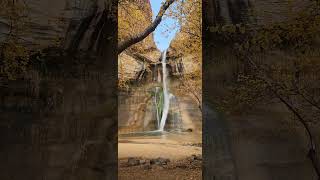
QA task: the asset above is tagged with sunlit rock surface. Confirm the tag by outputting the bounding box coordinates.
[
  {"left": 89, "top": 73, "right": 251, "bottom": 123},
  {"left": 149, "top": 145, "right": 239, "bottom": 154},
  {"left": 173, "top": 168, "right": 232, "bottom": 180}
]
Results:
[{"left": 117, "top": 0, "right": 161, "bottom": 88}]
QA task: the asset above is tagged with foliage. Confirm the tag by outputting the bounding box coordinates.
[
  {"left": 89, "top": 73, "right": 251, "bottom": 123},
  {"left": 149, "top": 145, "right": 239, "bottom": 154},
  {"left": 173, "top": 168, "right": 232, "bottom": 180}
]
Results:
[
  {"left": 169, "top": 0, "right": 202, "bottom": 109},
  {"left": 1, "top": 40, "right": 29, "bottom": 79},
  {"left": 170, "top": 0, "right": 202, "bottom": 59},
  {"left": 152, "top": 87, "right": 164, "bottom": 121},
  {"left": 209, "top": 4, "right": 320, "bottom": 174},
  {"left": 209, "top": 1, "right": 320, "bottom": 54},
  {"left": 208, "top": 1, "right": 320, "bottom": 116},
  {"left": 118, "top": 0, "right": 158, "bottom": 89},
  {"left": 118, "top": 0, "right": 156, "bottom": 53},
  {"left": 178, "top": 67, "right": 202, "bottom": 110},
  {"left": 0, "top": 0, "right": 30, "bottom": 80}
]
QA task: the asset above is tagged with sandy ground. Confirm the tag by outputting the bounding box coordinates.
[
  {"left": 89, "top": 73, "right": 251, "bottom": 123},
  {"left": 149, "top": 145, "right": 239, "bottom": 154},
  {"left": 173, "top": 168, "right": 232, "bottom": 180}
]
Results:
[
  {"left": 118, "top": 131, "right": 202, "bottom": 180},
  {"left": 118, "top": 91, "right": 202, "bottom": 179},
  {"left": 118, "top": 157, "right": 202, "bottom": 180},
  {"left": 118, "top": 133, "right": 201, "bottom": 160}
]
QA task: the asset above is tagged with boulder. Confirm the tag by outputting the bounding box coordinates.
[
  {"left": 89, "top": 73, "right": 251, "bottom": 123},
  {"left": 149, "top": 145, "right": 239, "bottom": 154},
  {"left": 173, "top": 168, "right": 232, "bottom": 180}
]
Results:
[
  {"left": 150, "top": 157, "right": 170, "bottom": 165},
  {"left": 127, "top": 157, "right": 140, "bottom": 166}
]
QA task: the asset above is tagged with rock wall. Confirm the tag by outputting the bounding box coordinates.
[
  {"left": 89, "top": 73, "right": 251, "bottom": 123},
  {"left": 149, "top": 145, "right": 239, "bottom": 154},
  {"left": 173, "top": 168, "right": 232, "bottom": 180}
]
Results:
[
  {"left": 118, "top": 0, "right": 160, "bottom": 89},
  {"left": 117, "top": 0, "right": 162, "bottom": 129},
  {"left": 0, "top": 1, "right": 118, "bottom": 180},
  {"left": 118, "top": 72, "right": 201, "bottom": 135},
  {"left": 204, "top": 0, "right": 310, "bottom": 25},
  {"left": 203, "top": 0, "right": 318, "bottom": 180},
  {"left": 0, "top": 0, "right": 114, "bottom": 52}
]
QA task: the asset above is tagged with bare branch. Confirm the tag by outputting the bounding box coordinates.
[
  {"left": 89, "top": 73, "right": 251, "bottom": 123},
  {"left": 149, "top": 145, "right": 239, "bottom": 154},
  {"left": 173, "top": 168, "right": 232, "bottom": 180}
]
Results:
[
  {"left": 117, "top": 0, "right": 175, "bottom": 54},
  {"left": 245, "top": 56, "right": 320, "bottom": 178}
]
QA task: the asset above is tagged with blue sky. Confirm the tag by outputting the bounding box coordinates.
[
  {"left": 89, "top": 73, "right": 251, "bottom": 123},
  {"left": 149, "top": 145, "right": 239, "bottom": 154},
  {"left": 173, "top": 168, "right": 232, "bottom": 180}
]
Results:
[{"left": 150, "top": 0, "right": 180, "bottom": 51}]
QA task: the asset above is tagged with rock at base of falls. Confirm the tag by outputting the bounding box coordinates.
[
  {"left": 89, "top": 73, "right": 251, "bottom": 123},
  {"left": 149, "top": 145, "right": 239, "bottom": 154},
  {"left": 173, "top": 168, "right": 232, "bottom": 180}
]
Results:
[
  {"left": 126, "top": 157, "right": 150, "bottom": 167},
  {"left": 189, "top": 154, "right": 202, "bottom": 161},
  {"left": 181, "top": 128, "right": 193, "bottom": 132},
  {"left": 127, "top": 157, "right": 141, "bottom": 166},
  {"left": 150, "top": 157, "right": 171, "bottom": 165}
]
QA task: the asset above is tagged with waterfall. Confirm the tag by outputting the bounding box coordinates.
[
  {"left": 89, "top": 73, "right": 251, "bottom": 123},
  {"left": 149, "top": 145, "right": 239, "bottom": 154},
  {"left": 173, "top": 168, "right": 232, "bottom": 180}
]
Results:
[{"left": 159, "top": 50, "right": 171, "bottom": 131}]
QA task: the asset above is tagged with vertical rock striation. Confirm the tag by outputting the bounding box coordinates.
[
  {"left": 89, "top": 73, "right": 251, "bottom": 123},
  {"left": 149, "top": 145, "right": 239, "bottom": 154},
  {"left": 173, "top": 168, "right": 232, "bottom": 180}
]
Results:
[
  {"left": 0, "top": 1, "right": 118, "bottom": 180},
  {"left": 203, "top": 0, "right": 317, "bottom": 180}
]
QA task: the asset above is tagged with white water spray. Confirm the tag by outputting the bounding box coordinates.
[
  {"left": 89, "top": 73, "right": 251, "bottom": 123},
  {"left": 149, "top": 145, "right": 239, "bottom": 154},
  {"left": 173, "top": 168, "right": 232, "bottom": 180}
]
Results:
[{"left": 159, "top": 50, "right": 171, "bottom": 131}]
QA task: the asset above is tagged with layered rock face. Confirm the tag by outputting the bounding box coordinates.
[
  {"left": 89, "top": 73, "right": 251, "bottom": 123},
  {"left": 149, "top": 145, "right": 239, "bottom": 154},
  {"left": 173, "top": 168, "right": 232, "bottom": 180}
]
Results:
[
  {"left": 203, "top": 1, "right": 318, "bottom": 180},
  {"left": 1, "top": 1, "right": 118, "bottom": 180},
  {"left": 0, "top": 0, "right": 75, "bottom": 46},
  {"left": 205, "top": 0, "right": 310, "bottom": 25},
  {"left": 0, "top": 0, "right": 114, "bottom": 53},
  {"left": 118, "top": 54, "right": 200, "bottom": 135}
]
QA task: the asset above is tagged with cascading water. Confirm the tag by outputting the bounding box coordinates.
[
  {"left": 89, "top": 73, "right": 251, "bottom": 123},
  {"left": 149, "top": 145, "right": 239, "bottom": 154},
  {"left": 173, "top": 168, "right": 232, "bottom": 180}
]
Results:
[
  {"left": 119, "top": 49, "right": 184, "bottom": 136},
  {"left": 159, "top": 50, "right": 171, "bottom": 131}
]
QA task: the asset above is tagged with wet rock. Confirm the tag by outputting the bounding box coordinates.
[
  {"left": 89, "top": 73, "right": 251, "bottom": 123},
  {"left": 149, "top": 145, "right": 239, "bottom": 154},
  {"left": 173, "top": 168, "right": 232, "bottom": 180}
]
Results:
[
  {"left": 150, "top": 157, "right": 170, "bottom": 165},
  {"left": 150, "top": 159, "right": 156, "bottom": 165},
  {"left": 127, "top": 157, "right": 140, "bottom": 166},
  {"left": 189, "top": 155, "right": 196, "bottom": 161},
  {"left": 182, "top": 128, "right": 193, "bottom": 132},
  {"left": 139, "top": 159, "right": 146, "bottom": 165},
  {"left": 189, "top": 154, "right": 202, "bottom": 161},
  {"left": 145, "top": 159, "right": 151, "bottom": 165}
]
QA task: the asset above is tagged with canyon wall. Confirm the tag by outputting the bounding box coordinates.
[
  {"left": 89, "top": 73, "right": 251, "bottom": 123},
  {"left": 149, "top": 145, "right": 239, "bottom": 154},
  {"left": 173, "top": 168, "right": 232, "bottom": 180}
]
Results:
[
  {"left": 204, "top": 0, "right": 310, "bottom": 25},
  {"left": 0, "top": 1, "right": 118, "bottom": 180},
  {"left": 203, "top": 0, "right": 318, "bottom": 180},
  {"left": 118, "top": 0, "right": 160, "bottom": 89}
]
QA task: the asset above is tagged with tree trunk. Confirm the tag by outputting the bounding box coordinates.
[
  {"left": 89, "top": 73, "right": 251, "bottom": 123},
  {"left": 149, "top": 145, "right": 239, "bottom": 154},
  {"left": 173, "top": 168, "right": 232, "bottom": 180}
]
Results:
[{"left": 117, "top": 0, "right": 175, "bottom": 54}]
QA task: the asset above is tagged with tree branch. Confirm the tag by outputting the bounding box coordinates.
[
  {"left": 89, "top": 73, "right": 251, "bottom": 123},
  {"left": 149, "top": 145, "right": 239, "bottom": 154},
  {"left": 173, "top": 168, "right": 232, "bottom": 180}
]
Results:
[
  {"left": 245, "top": 56, "right": 320, "bottom": 179},
  {"left": 117, "top": 0, "right": 175, "bottom": 54},
  {"left": 273, "top": 89, "right": 320, "bottom": 178},
  {"left": 126, "top": 51, "right": 154, "bottom": 64}
]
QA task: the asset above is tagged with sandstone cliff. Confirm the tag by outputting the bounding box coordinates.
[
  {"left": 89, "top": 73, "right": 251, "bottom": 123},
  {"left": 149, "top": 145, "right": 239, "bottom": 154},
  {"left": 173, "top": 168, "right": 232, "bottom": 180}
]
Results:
[
  {"left": 0, "top": 0, "right": 115, "bottom": 53},
  {"left": 203, "top": 1, "right": 320, "bottom": 180},
  {"left": 118, "top": 0, "right": 161, "bottom": 89},
  {"left": 205, "top": 0, "right": 311, "bottom": 26},
  {"left": 0, "top": 1, "right": 118, "bottom": 180}
]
